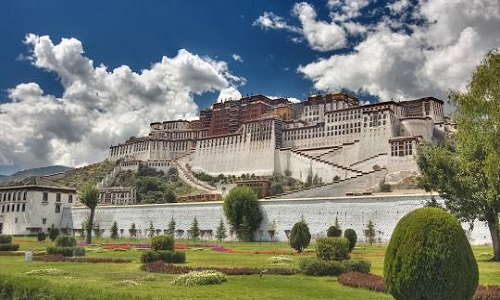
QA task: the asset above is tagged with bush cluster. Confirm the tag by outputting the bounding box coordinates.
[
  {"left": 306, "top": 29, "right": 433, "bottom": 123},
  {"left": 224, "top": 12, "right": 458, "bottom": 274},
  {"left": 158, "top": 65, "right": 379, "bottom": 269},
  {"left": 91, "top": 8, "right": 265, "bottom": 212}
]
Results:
[
  {"left": 45, "top": 235, "right": 82, "bottom": 257},
  {"left": 171, "top": 270, "right": 227, "bottom": 286},
  {"left": 151, "top": 235, "right": 174, "bottom": 251},
  {"left": 141, "top": 260, "right": 297, "bottom": 275},
  {"left": 141, "top": 235, "right": 185, "bottom": 264},
  {"left": 0, "top": 235, "right": 19, "bottom": 252},
  {"left": 299, "top": 258, "right": 370, "bottom": 276},
  {"left": 140, "top": 250, "right": 186, "bottom": 264},
  {"left": 384, "top": 207, "right": 478, "bottom": 300},
  {"left": 316, "top": 237, "right": 350, "bottom": 261}
]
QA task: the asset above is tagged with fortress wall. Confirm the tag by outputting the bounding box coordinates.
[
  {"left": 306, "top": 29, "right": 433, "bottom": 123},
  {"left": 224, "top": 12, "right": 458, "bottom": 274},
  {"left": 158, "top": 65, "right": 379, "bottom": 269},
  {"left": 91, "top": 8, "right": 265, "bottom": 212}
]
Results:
[
  {"left": 401, "top": 118, "right": 434, "bottom": 140},
  {"left": 386, "top": 156, "right": 419, "bottom": 174},
  {"left": 192, "top": 135, "right": 275, "bottom": 177},
  {"left": 69, "top": 194, "right": 491, "bottom": 245},
  {"left": 321, "top": 142, "right": 360, "bottom": 166},
  {"left": 359, "top": 126, "right": 391, "bottom": 160}
]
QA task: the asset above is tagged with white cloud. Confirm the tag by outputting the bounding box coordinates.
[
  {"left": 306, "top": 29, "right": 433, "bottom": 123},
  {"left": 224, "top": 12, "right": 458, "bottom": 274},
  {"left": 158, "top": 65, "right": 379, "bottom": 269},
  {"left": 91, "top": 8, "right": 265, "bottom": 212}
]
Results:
[
  {"left": 267, "top": 95, "right": 302, "bottom": 103},
  {"left": 0, "top": 34, "right": 243, "bottom": 169},
  {"left": 297, "top": 0, "right": 500, "bottom": 102},
  {"left": 232, "top": 54, "right": 244, "bottom": 63},
  {"left": 328, "top": 0, "right": 372, "bottom": 22},
  {"left": 217, "top": 87, "right": 242, "bottom": 102},
  {"left": 252, "top": 12, "right": 301, "bottom": 33},
  {"left": 253, "top": 3, "right": 347, "bottom": 51},
  {"left": 292, "top": 2, "right": 347, "bottom": 51}
]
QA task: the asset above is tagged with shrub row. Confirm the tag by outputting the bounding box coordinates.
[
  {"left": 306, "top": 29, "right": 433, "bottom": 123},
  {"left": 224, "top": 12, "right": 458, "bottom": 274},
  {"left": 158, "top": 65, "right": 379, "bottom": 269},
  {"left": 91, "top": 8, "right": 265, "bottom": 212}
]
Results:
[
  {"left": 299, "top": 258, "right": 371, "bottom": 276},
  {"left": 46, "top": 246, "right": 85, "bottom": 257},
  {"left": 55, "top": 235, "right": 76, "bottom": 247},
  {"left": 0, "top": 235, "right": 13, "bottom": 244},
  {"left": 140, "top": 250, "right": 186, "bottom": 264},
  {"left": 33, "top": 255, "right": 132, "bottom": 263},
  {"left": 141, "top": 260, "right": 297, "bottom": 275},
  {"left": 0, "top": 244, "right": 20, "bottom": 251},
  {"left": 171, "top": 270, "right": 227, "bottom": 286},
  {"left": 337, "top": 272, "right": 385, "bottom": 292}
]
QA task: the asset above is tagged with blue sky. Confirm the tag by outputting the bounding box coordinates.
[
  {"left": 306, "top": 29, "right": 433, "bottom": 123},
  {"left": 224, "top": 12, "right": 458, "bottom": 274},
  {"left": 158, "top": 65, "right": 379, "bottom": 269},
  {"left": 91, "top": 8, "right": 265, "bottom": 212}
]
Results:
[{"left": 0, "top": 0, "right": 498, "bottom": 175}]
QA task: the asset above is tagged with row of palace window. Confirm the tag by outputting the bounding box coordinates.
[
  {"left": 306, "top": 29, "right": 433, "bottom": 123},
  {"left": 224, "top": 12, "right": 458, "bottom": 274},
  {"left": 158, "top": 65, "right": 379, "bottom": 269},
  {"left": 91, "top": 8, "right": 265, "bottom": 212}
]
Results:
[
  {"left": 1, "top": 203, "right": 26, "bottom": 213},
  {"left": 42, "top": 192, "right": 73, "bottom": 204},
  {"left": 326, "top": 110, "right": 363, "bottom": 123},
  {"left": 1, "top": 191, "right": 27, "bottom": 202}
]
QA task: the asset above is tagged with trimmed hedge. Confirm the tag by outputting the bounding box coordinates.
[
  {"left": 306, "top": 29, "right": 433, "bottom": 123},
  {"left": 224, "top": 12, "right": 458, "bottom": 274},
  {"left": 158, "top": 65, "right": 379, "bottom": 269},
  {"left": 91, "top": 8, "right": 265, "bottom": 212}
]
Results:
[
  {"left": 151, "top": 235, "right": 174, "bottom": 251},
  {"left": 171, "top": 270, "right": 227, "bottom": 286},
  {"left": 0, "top": 235, "right": 13, "bottom": 244},
  {"left": 316, "top": 237, "right": 350, "bottom": 261},
  {"left": 141, "top": 250, "right": 186, "bottom": 264},
  {"left": 46, "top": 246, "right": 85, "bottom": 257},
  {"left": 289, "top": 221, "right": 311, "bottom": 253},
  {"left": 299, "top": 258, "right": 371, "bottom": 276},
  {"left": 0, "top": 244, "right": 20, "bottom": 251},
  {"left": 384, "top": 207, "right": 478, "bottom": 300}
]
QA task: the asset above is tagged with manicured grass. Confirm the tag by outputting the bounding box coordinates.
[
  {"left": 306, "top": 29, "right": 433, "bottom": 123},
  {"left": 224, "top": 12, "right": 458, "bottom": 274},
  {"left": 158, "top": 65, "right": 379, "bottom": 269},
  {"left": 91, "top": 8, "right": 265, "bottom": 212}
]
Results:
[{"left": 0, "top": 237, "right": 498, "bottom": 299}]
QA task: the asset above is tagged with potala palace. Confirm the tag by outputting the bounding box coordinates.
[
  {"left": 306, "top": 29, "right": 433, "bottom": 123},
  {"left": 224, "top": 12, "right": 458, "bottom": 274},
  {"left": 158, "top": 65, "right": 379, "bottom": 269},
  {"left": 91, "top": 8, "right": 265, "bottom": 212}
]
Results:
[{"left": 108, "top": 92, "right": 450, "bottom": 190}]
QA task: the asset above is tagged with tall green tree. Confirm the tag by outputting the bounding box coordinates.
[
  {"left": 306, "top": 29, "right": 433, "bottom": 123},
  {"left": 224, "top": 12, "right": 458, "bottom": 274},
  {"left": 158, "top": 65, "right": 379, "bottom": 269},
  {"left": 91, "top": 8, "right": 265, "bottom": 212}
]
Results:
[
  {"left": 110, "top": 221, "right": 119, "bottom": 239},
  {"left": 167, "top": 217, "right": 176, "bottom": 235},
  {"left": 215, "top": 218, "right": 227, "bottom": 242},
  {"left": 417, "top": 50, "right": 500, "bottom": 261},
  {"left": 190, "top": 217, "right": 200, "bottom": 242},
  {"left": 223, "top": 186, "right": 263, "bottom": 241},
  {"left": 78, "top": 182, "right": 100, "bottom": 244}
]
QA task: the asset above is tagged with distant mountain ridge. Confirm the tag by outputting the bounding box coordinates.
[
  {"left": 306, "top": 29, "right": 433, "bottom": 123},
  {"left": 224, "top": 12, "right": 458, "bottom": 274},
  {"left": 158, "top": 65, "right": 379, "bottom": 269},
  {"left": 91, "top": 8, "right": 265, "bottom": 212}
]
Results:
[{"left": 0, "top": 165, "right": 73, "bottom": 184}]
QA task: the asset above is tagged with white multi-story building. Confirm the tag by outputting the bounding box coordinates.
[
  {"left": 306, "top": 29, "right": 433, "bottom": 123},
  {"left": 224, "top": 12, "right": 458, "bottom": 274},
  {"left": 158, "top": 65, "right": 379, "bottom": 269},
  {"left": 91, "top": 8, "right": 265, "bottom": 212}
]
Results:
[
  {"left": 108, "top": 93, "right": 451, "bottom": 184},
  {"left": 0, "top": 178, "right": 76, "bottom": 235}
]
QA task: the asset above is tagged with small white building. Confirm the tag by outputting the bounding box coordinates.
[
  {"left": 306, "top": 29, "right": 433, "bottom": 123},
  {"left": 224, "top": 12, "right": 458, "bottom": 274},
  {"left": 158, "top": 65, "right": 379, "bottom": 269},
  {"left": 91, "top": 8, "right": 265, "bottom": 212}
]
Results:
[{"left": 0, "top": 177, "right": 77, "bottom": 235}]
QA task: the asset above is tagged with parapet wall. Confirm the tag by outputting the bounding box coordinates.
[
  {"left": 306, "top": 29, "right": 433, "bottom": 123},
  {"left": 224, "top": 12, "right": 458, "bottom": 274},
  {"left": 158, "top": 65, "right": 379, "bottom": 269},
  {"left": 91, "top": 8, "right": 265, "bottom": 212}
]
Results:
[{"left": 69, "top": 194, "right": 491, "bottom": 245}]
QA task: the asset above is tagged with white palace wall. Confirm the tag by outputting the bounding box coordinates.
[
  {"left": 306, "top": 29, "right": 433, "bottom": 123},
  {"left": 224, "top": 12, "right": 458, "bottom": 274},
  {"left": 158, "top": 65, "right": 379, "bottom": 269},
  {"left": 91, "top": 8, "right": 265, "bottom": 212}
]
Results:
[{"left": 69, "top": 194, "right": 491, "bottom": 245}]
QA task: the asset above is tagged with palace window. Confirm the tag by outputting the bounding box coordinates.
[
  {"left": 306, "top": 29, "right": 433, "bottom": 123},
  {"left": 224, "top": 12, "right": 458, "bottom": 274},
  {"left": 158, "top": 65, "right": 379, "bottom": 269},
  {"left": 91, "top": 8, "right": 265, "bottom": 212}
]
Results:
[
  {"left": 68, "top": 195, "right": 73, "bottom": 203},
  {"left": 42, "top": 218, "right": 47, "bottom": 225},
  {"left": 55, "top": 204, "right": 61, "bottom": 213},
  {"left": 56, "top": 193, "right": 61, "bottom": 202},
  {"left": 43, "top": 192, "right": 48, "bottom": 202}
]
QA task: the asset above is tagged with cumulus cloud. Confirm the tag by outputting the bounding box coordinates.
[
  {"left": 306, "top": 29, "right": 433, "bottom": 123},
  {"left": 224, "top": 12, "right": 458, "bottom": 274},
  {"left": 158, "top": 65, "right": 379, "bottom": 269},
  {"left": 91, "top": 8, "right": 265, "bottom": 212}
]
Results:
[
  {"left": 328, "top": 0, "right": 372, "bottom": 22},
  {"left": 0, "top": 34, "right": 243, "bottom": 169},
  {"left": 253, "top": 3, "right": 347, "bottom": 51},
  {"left": 297, "top": 0, "right": 500, "bottom": 102}
]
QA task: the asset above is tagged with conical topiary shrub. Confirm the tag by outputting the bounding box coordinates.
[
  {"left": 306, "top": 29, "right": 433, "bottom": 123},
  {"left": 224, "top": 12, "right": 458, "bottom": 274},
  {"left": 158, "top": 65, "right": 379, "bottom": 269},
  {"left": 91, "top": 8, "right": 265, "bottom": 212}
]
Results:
[{"left": 384, "top": 207, "right": 478, "bottom": 300}]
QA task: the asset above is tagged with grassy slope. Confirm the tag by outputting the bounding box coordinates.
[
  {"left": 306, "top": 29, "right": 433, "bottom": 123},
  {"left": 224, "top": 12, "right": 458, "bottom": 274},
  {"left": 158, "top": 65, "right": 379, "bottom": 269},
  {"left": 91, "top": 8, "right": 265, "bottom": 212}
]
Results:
[{"left": 1, "top": 238, "right": 498, "bottom": 299}]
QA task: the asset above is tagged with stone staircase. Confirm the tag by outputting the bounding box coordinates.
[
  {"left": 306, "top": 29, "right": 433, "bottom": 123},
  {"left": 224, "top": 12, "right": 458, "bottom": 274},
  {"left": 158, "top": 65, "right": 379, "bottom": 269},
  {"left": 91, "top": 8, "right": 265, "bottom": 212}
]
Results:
[
  {"left": 267, "top": 167, "right": 387, "bottom": 199},
  {"left": 173, "top": 153, "right": 218, "bottom": 193}
]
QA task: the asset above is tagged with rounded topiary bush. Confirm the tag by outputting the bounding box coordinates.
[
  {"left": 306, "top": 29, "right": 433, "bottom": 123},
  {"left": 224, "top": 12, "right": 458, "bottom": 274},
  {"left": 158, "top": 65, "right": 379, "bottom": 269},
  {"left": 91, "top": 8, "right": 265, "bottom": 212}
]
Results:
[
  {"left": 55, "top": 235, "right": 76, "bottom": 247},
  {"left": 37, "top": 232, "right": 47, "bottom": 242},
  {"left": 151, "top": 234, "right": 174, "bottom": 251},
  {"left": 289, "top": 220, "right": 311, "bottom": 253},
  {"left": 327, "top": 226, "right": 342, "bottom": 237},
  {"left": 316, "top": 237, "right": 350, "bottom": 261},
  {"left": 384, "top": 207, "right": 478, "bottom": 300},
  {"left": 343, "top": 229, "right": 357, "bottom": 252}
]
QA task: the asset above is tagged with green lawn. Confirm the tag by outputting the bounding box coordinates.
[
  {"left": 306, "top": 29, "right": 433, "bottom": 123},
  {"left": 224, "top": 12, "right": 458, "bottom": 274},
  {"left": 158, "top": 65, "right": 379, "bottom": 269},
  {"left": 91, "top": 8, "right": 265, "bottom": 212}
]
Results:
[{"left": 0, "top": 237, "right": 498, "bottom": 300}]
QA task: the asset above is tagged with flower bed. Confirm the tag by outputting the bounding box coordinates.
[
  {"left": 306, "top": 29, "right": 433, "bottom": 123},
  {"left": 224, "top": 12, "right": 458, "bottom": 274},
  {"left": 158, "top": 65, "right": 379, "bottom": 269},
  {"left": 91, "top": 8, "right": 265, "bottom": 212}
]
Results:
[
  {"left": 338, "top": 272, "right": 500, "bottom": 300},
  {"left": 171, "top": 270, "right": 227, "bottom": 286},
  {"left": 337, "top": 272, "right": 385, "bottom": 292},
  {"left": 141, "top": 260, "right": 297, "bottom": 275},
  {"left": 33, "top": 254, "right": 132, "bottom": 263}
]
